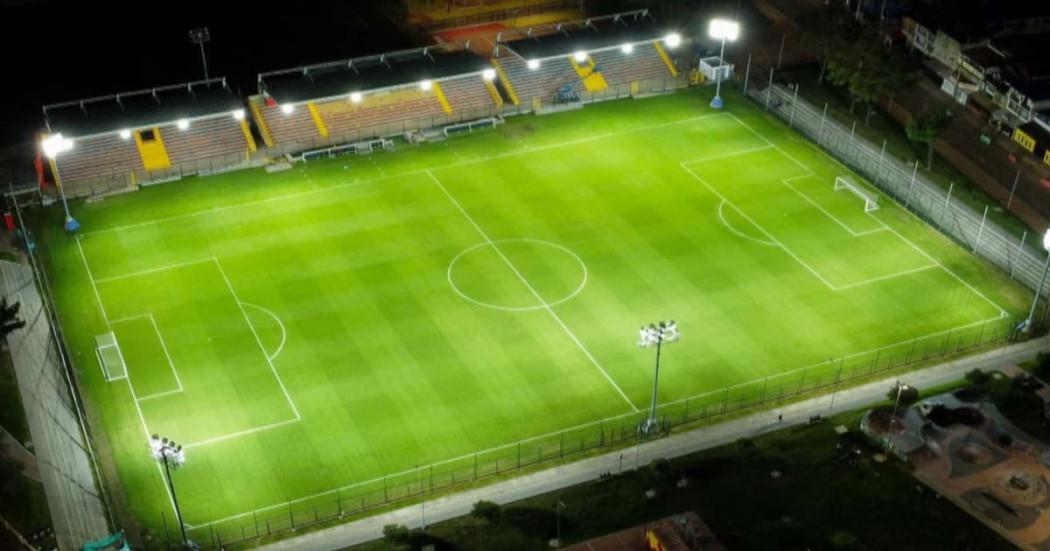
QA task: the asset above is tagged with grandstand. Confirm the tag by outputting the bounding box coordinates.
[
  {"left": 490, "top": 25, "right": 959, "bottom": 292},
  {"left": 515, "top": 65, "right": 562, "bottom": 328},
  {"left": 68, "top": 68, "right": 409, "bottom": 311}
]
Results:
[
  {"left": 42, "top": 79, "right": 254, "bottom": 197},
  {"left": 251, "top": 47, "right": 502, "bottom": 154}
]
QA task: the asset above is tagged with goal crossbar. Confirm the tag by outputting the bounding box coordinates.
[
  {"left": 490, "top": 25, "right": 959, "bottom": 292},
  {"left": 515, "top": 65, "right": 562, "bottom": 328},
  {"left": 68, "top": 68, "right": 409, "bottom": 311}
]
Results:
[{"left": 834, "top": 176, "right": 879, "bottom": 212}]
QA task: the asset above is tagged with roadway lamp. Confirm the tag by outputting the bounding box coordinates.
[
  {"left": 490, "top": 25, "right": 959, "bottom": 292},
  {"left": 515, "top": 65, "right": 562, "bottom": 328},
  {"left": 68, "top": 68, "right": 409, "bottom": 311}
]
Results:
[
  {"left": 40, "top": 133, "right": 79, "bottom": 232},
  {"left": 638, "top": 320, "right": 680, "bottom": 435},
  {"left": 150, "top": 435, "right": 189, "bottom": 546},
  {"left": 527, "top": 59, "right": 541, "bottom": 70},
  {"left": 420, "top": 79, "right": 433, "bottom": 91},
  {"left": 708, "top": 18, "right": 740, "bottom": 109},
  {"left": 663, "top": 33, "right": 682, "bottom": 49},
  {"left": 621, "top": 43, "right": 634, "bottom": 54},
  {"left": 482, "top": 68, "right": 497, "bottom": 81},
  {"left": 573, "top": 51, "right": 588, "bottom": 63},
  {"left": 1024, "top": 229, "right": 1050, "bottom": 330},
  {"left": 280, "top": 103, "right": 295, "bottom": 115}
]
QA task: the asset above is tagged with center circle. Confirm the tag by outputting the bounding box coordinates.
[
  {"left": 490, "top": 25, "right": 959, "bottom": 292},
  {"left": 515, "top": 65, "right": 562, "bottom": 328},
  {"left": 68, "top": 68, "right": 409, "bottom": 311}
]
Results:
[{"left": 447, "top": 238, "right": 588, "bottom": 312}]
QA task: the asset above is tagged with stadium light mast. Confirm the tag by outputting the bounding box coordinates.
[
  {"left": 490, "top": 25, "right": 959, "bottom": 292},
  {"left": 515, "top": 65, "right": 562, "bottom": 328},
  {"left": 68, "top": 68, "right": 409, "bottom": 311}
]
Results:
[
  {"left": 188, "top": 27, "right": 211, "bottom": 80},
  {"left": 708, "top": 18, "right": 740, "bottom": 109},
  {"left": 1024, "top": 229, "right": 1050, "bottom": 330},
  {"left": 638, "top": 321, "right": 679, "bottom": 435},
  {"left": 40, "top": 133, "right": 78, "bottom": 232},
  {"left": 150, "top": 435, "right": 188, "bottom": 546}
]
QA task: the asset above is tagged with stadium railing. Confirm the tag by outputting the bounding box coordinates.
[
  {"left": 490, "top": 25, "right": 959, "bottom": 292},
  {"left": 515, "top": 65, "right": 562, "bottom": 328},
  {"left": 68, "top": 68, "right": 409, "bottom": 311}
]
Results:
[
  {"left": 182, "top": 314, "right": 1011, "bottom": 548},
  {"left": 741, "top": 74, "right": 1050, "bottom": 305}
]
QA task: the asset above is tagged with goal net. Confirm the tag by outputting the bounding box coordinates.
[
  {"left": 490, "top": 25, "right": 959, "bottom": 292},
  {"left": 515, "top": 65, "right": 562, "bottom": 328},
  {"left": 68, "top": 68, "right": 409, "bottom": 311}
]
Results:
[
  {"left": 834, "top": 176, "right": 880, "bottom": 213},
  {"left": 96, "top": 332, "right": 127, "bottom": 381}
]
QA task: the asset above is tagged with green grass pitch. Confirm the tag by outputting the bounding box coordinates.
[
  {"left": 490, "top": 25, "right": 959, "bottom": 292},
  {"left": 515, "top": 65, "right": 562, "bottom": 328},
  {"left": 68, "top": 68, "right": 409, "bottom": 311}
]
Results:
[{"left": 37, "top": 88, "right": 1030, "bottom": 535}]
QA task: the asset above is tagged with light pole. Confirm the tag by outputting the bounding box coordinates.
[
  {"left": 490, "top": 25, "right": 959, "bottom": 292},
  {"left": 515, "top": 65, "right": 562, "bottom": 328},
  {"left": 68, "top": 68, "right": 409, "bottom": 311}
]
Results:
[
  {"left": 708, "top": 18, "right": 740, "bottom": 109},
  {"left": 1024, "top": 229, "right": 1050, "bottom": 331},
  {"left": 555, "top": 500, "right": 565, "bottom": 549},
  {"left": 889, "top": 381, "right": 909, "bottom": 430},
  {"left": 150, "top": 435, "right": 188, "bottom": 546},
  {"left": 638, "top": 320, "right": 680, "bottom": 435},
  {"left": 40, "top": 133, "right": 79, "bottom": 232},
  {"left": 188, "top": 28, "right": 211, "bottom": 80}
]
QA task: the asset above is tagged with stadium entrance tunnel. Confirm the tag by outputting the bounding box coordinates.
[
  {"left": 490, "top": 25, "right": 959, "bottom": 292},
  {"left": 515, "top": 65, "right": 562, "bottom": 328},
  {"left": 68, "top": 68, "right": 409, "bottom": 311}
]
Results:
[{"left": 447, "top": 238, "right": 587, "bottom": 312}]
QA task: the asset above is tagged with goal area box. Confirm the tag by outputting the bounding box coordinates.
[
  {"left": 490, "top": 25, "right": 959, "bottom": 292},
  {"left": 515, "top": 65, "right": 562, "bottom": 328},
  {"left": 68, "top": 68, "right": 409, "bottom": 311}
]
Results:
[{"left": 96, "top": 332, "right": 127, "bottom": 381}]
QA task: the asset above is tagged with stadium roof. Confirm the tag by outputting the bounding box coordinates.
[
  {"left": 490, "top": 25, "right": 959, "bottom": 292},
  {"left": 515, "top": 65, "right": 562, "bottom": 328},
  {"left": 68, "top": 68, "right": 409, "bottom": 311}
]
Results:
[
  {"left": 501, "top": 10, "right": 666, "bottom": 61},
  {"left": 43, "top": 79, "right": 242, "bottom": 139},
  {"left": 259, "top": 47, "right": 489, "bottom": 105}
]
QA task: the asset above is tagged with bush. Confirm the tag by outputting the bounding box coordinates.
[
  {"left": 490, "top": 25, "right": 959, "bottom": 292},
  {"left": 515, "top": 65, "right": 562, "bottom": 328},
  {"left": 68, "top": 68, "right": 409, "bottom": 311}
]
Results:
[
  {"left": 471, "top": 500, "right": 501, "bottom": 524},
  {"left": 1034, "top": 352, "right": 1050, "bottom": 380},
  {"left": 965, "top": 369, "right": 991, "bottom": 387},
  {"left": 383, "top": 524, "right": 411, "bottom": 546}
]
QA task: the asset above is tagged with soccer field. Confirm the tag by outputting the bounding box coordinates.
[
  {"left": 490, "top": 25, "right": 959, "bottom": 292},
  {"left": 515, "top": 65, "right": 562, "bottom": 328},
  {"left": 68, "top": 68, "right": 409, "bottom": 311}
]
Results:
[{"left": 39, "top": 88, "right": 1029, "bottom": 540}]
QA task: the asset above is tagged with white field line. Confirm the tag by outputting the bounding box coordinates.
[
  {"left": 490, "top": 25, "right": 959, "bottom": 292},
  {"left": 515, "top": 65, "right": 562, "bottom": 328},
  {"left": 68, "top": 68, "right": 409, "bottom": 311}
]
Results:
[
  {"left": 782, "top": 175, "right": 886, "bottom": 237},
  {"left": 93, "top": 258, "right": 216, "bottom": 284},
  {"left": 183, "top": 418, "right": 301, "bottom": 450},
  {"left": 187, "top": 311, "right": 1008, "bottom": 531},
  {"left": 717, "top": 201, "right": 776, "bottom": 247},
  {"left": 213, "top": 258, "right": 301, "bottom": 421},
  {"left": 680, "top": 161, "right": 838, "bottom": 290},
  {"left": 74, "top": 234, "right": 181, "bottom": 522},
  {"left": 832, "top": 264, "right": 939, "bottom": 291},
  {"left": 137, "top": 389, "right": 183, "bottom": 402},
  {"left": 110, "top": 313, "right": 185, "bottom": 399},
  {"left": 79, "top": 113, "right": 731, "bottom": 238},
  {"left": 425, "top": 170, "right": 639, "bottom": 413},
  {"left": 240, "top": 303, "right": 288, "bottom": 361},
  {"left": 728, "top": 114, "right": 1008, "bottom": 316}
]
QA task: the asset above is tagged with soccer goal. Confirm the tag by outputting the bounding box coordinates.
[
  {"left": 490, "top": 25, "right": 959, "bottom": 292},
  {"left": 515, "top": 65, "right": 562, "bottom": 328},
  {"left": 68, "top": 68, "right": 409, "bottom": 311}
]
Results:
[
  {"left": 834, "top": 176, "right": 880, "bottom": 213},
  {"left": 96, "top": 332, "right": 127, "bottom": 381}
]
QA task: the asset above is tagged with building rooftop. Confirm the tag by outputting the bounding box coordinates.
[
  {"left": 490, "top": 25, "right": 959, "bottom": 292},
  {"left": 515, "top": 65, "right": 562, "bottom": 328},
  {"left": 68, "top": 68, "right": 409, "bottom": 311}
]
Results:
[
  {"left": 502, "top": 10, "right": 667, "bottom": 61},
  {"left": 43, "top": 79, "right": 242, "bottom": 138}
]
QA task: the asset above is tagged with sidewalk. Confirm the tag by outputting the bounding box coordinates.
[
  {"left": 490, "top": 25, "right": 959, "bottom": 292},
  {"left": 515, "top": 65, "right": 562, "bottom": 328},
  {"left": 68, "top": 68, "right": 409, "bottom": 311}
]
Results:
[{"left": 260, "top": 336, "right": 1050, "bottom": 551}]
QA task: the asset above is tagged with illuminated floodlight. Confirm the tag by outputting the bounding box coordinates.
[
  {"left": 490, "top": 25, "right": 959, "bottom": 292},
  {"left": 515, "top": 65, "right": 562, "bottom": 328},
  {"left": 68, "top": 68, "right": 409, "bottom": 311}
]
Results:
[
  {"left": 1025, "top": 228, "right": 1050, "bottom": 330},
  {"left": 420, "top": 79, "right": 433, "bottom": 91},
  {"left": 708, "top": 19, "right": 740, "bottom": 41},
  {"left": 527, "top": 59, "right": 540, "bottom": 70},
  {"left": 176, "top": 119, "right": 190, "bottom": 130},
  {"left": 482, "top": 68, "right": 497, "bottom": 81},
  {"left": 621, "top": 43, "right": 634, "bottom": 54},
  {"left": 119, "top": 129, "right": 132, "bottom": 140},
  {"left": 232, "top": 109, "right": 246, "bottom": 121},
  {"left": 41, "top": 133, "right": 74, "bottom": 159},
  {"left": 280, "top": 104, "right": 295, "bottom": 115},
  {"left": 1044, "top": 229, "right": 1050, "bottom": 251},
  {"left": 663, "top": 32, "right": 682, "bottom": 48},
  {"left": 573, "top": 51, "right": 588, "bottom": 63},
  {"left": 350, "top": 92, "right": 363, "bottom": 103}
]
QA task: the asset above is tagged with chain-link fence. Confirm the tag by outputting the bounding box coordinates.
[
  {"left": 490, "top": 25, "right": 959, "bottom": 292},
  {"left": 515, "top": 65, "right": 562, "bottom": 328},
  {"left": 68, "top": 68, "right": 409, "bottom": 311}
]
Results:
[
  {"left": 3, "top": 200, "right": 112, "bottom": 549},
  {"left": 184, "top": 314, "right": 1010, "bottom": 548},
  {"left": 743, "top": 79, "right": 1049, "bottom": 304}
]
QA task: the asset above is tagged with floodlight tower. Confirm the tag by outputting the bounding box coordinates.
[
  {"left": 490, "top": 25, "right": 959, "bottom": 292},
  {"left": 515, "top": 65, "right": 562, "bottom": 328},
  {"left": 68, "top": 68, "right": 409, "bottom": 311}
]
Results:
[
  {"left": 638, "top": 321, "right": 680, "bottom": 435},
  {"left": 1024, "top": 229, "right": 1050, "bottom": 330},
  {"left": 150, "top": 435, "right": 188, "bottom": 546},
  {"left": 188, "top": 27, "right": 211, "bottom": 81},
  {"left": 40, "top": 134, "right": 78, "bottom": 232},
  {"left": 708, "top": 18, "right": 740, "bottom": 109}
]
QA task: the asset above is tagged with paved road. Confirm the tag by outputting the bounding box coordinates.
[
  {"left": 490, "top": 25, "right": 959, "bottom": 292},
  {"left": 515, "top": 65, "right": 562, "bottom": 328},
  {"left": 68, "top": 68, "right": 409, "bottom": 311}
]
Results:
[{"left": 260, "top": 336, "right": 1050, "bottom": 551}]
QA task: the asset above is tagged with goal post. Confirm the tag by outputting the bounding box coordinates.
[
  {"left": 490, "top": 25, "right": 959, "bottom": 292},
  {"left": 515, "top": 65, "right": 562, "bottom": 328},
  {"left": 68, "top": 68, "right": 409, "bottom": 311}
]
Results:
[
  {"left": 834, "top": 176, "right": 880, "bottom": 213},
  {"left": 96, "top": 332, "right": 127, "bottom": 381}
]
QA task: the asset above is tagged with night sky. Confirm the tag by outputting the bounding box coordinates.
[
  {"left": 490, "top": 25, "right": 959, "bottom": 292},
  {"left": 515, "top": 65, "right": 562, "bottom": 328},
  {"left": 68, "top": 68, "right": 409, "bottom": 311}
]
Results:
[{"left": 0, "top": 0, "right": 409, "bottom": 147}]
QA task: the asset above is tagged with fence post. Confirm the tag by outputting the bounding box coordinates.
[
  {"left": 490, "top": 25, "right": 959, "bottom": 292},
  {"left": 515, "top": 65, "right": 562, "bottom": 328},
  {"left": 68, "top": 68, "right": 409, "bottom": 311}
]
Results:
[
  {"left": 289, "top": 501, "right": 294, "bottom": 529},
  {"left": 765, "top": 68, "right": 774, "bottom": 110},
  {"left": 1012, "top": 231, "right": 1027, "bottom": 279},
  {"left": 1007, "top": 169, "right": 1020, "bottom": 209},
  {"left": 742, "top": 53, "right": 751, "bottom": 94},
  {"left": 848, "top": 121, "right": 857, "bottom": 161},
  {"left": 384, "top": 474, "right": 388, "bottom": 502},
  {"left": 818, "top": 103, "right": 828, "bottom": 145},
  {"left": 875, "top": 140, "right": 887, "bottom": 185},
  {"left": 905, "top": 161, "right": 918, "bottom": 207},
  {"left": 789, "top": 85, "right": 799, "bottom": 128},
  {"left": 474, "top": 452, "right": 478, "bottom": 480},
  {"left": 972, "top": 205, "right": 988, "bottom": 254},
  {"left": 942, "top": 182, "right": 954, "bottom": 222}
]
